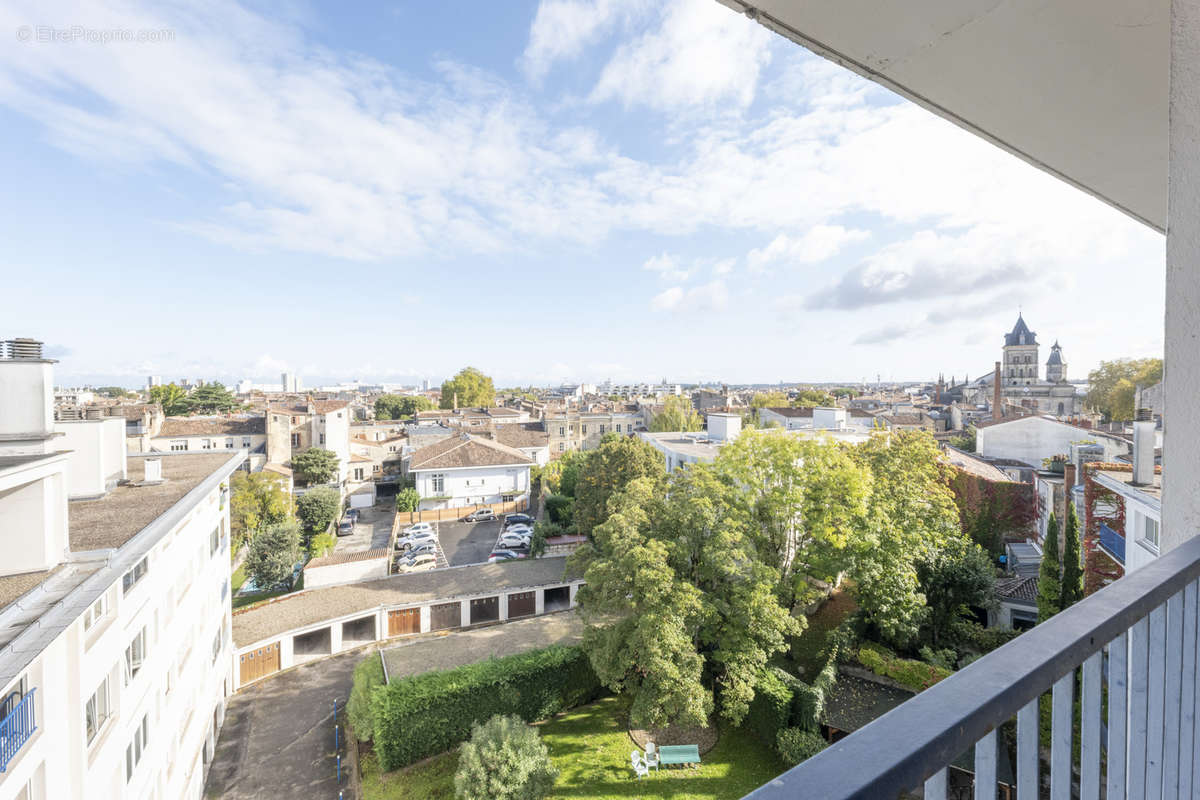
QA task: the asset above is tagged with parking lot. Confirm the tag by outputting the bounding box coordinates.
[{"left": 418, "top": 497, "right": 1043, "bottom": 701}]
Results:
[
  {"left": 333, "top": 505, "right": 394, "bottom": 553},
  {"left": 428, "top": 518, "right": 502, "bottom": 566}
]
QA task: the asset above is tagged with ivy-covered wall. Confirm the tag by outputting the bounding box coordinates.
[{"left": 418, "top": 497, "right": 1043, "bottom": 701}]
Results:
[
  {"left": 1083, "top": 463, "right": 1127, "bottom": 595},
  {"left": 948, "top": 468, "right": 1037, "bottom": 556}
]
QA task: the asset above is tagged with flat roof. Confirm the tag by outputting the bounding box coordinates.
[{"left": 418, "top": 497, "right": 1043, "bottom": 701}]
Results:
[
  {"left": 68, "top": 453, "right": 235, "bottom": 551},
  {"left": 0, "top": 567, "right": 61, "bottom": 610},
  {"left": 1096, "top": 469, "right": 1162, "bottom": 503},
  {"left": 232, "top": 556, "right": 581, "bottom": 648}
]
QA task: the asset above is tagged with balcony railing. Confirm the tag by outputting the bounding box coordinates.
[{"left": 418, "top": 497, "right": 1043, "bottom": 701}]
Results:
[
  {"left": 744, "top": 534, "right": 1200, "bottom": 799},
  {"left": 1100, "top": 523, "right": 1127, "bottom": 565},
  {"left": 0, "top": 688, "right": 37, "bottom": 772}
]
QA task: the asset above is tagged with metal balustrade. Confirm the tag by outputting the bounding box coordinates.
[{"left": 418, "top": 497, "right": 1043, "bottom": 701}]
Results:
[
  {"left": 1100, "top": 523, "right": 1127, "bottom": 565},
  {"left": 0, "top": 688, "right": 37, "bottom": 772},
  {"left": 743, "top": 534, "right": 1200, "bottom": 800}
]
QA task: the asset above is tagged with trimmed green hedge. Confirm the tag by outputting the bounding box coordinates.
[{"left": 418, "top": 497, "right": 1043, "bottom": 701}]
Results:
[
  {"left": 370, "top": 645, "right": 602, "bottom": 770},
  {"left": 776, "top": 727, "right": 828, "bottom": 766},
  {"left": 742, "top": 668, "right": 794, "bottom": 750},
  {"left": 347, "top": 655, "right": 386, "bottom": 738},
  {"left": 857, "top": 642, "right": 952, "bottom": 692},
  {"left": 792, "top": 648, "right": 839, "bottom": 731}
]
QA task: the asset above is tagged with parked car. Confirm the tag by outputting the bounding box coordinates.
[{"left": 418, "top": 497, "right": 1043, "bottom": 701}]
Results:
[
  {"left": 503, "top": 513, "right": 535, "bottom": 528},
  {"left": 336, "top": 518, "right": 354, "bottom": 536},
  {"left": 406, "top": 541, "right": 438, "bottom": 557},
  {"left": 497, "top": 531, "right": 532, "bottom": 549},
  {"left": 346, "top": 508, "right": 360, "bottom": 522},
  {"left": 464, "top": 508, "right": 496, "bottom": 522},
  {"left": 395, "top": 530, "right": 437, "bottom": 550},
  {"left": 404, "top": 522, "right": 434, "bottom": 535},
  {"left": 504, "top": 524, "right": 533, "bottom": 537},
  {"left": 488, "top": 549, "right": 527, "bottom": 563},
  {"left": 395, "top": 553, "right": 437, "bottom": 573}
]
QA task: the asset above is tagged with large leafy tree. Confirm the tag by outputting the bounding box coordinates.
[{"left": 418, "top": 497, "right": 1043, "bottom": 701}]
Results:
[
  {"left": 375, "top": 393, "right": 433, "bottom": 419},
  {"left": 540, "top": 449, "right": 586, "bottom": 496},
  {"left": 650, "top": 395, "right": 702, "bottom": 432},
  {"left": 291, "top": 447, "right": 340, "bottom": 485},
  {"left": 186, "top": 381, "right": 239, "bottom": 414},
  {"left": 750, "top": 390, "right": 789, "bottom": 409},
  {"left": 230, "top": 471, "right": 292, "bottom": 551},
  {"left": 95, "top": 386, "right": 136, "bottom": 399},
  {"left": 849, "top": 431, "right": 960, "bottom": 646},
  {"left": 440, "top": 367, "right": 495, "bottom": 410},
  {"left": 295, "top": 486, "right": 341, "bottom": 533},
  {"left": 791, "top": 389, "right": 837, "bottom": 407},
  {"left": 245, "top": 520, "right": 301, "bottom": 590},
  {"left": 572, "top": 434, "right": 664, "bottom": 538},
  {"left": 1037, "top": 513, "right": 1062, "bottom": 623},
  {"left": 914, "top": 537, "right": 996, "bottom": 647},
  {"left": 1086, "top": 357, "right": 1163, "bottom": 421},
  {"left": 575, "top": 470, "right": 799, "bottom": 728},
  {"left": 1060, "top": 504, "right": 1084, "bottom": 608},
  {"left": 149, "top": 383, "right": 190, "bottom": 415}
]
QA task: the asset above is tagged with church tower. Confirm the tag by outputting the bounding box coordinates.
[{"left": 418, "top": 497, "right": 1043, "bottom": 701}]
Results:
[
  {"left": 1003, "top": 313, "right": 1039, "bottom": 386},
  {"left": 1046, "top": 341, "right": 1067, "bottom": 383}
]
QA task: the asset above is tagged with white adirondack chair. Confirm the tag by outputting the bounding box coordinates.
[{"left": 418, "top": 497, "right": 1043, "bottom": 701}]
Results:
[
  {"left": 644, "top": 741, "right": 660, "bottom": 770},
  {"left": 631, "top": 750, "right": 649, "bottom": 779}
]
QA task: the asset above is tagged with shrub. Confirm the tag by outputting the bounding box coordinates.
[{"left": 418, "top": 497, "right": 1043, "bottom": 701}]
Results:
[
  {"left": 308, "top": 531, "right": 338, "bottom": 559},
  {"left": 857, "top": 642, "right": 953, "bottom": 692},
  {"left": 295, "top": 486, "right": 341, "bottom": 534},
  {"left": 245, "top": 520, "right": 301, "bottom": 590},
  {"left": 454, "top": 715, "right": 558, "bottom": 800},
  {"left": 395, "top": 487, "right": 420, "bottom": 513},
  {"left": 741, "top": 668, "right": 794, "bottom": 750},
  {"left": 918, "top": 646, "right": 957, "bottom": 671},
  {"left": 776, "top": 727, "right": 829, "bottom": 766},
  {"left": 951, "top": 620, "right": 1021, "bottom": 654},
  {"left": 370, "top": 645, "right": 601, "bottom": 770},
  {"left": 347, "top": 655, "right": 386, "bottom": 739},
  {"left": 544, "top": 494, "right": 574, "bottom": 526},
  {"left": 792, "top": 650, "right": 839, "bottom": 731}
]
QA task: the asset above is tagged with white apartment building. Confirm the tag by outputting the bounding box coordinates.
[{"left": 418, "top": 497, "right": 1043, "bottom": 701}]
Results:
[
  {"left": 0, "top": 339, "right": 243, "bottom": 800},
  {"left": 408, "top": 433, "right": 533, "bottom": 510},
  {"left": 149, "top": 416, "right": 267, "bottom": 472}
]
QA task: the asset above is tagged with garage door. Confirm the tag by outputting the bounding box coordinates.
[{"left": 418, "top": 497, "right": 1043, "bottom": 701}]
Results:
[
  {"left": 508, "top": 591, "right": 535, "bottom": 618},
  {"left": 470, "top": 596, "right": 500, "bottom": 625},
  {"left": 238, "top": 642, "right": 280, "bottom": 685},
  {"left": 430, "top": 601, "right": 462, "bottom": 631},
  {"left": 388, "top": 608, "right": 421, "bottom": 637}
]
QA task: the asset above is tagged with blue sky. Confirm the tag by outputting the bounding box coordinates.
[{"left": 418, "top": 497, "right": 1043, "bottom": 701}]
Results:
[{"left": 0, "top": 0, "right": 1165, "bottom": 388}]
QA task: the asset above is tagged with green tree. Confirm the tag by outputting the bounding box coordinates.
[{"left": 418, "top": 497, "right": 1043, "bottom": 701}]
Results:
[
  {"left": 650, "top": 395, "right": 702, "bottom": 432},
  {"left": 295, "top": 486, "right": 341, "bottom": 533},
  {"left": 375, "top": 393, "right": 433, "bottom": 419},
  {"left": 395, "top": 487, "right": 420, "bottom": 512},
  {"left": 948, "top": 426, "right": 977, "bottom": 452},
  {"left": 291, "top": 447, "right": 340, "bottom": 485},
  {"left": 792, "top": 389, "right": 837, "bottom": 407},
  {"left": 245, "top": 520, "right": 301, "bottom": 590},
  {"left": 572, "top": 435, "right": 664, "bottom": 538},
  {"left": 575, "top": 470, "right": 800, "bottom": 728},
  {"left": 186, "top": 381, "right": 239, "bottom": 414},
  {"left": 1060, "top": 504, "right": 1084, "bottom": 609},
  {"left": 540, "top": 449, "right": 586, "bottom": 496},
  {"left": 1037, "top": 513, "right": 1062, "bottom": 622},
  {"left": 440, "top": 367, "right": 495, "bottom": 410},
  {"left": 850, "top": 431, "right": 961, "bottom": 646},
  {"left": 914, "top": 537, "right": 996, "bottom": 647},
  {"left": 95, "top": 386, "right": 136, "bottom": 399},
  {"left": 1086, "top": 358, "right": 1163, "bottom": 421},
  {"left": 751, "top": 390, "right": 789, "bottom": 409},
  {"left": 149, "top": 383, "right": 190, "bottom": 415},
  {"left": 453, "top": 715, "right": 557, "bottom": 800},
  {"left": 229, "top": 471, "right": 292, "bottom": 551},
  {"left": 543, "top": 493, "right": 574, "bottom": 527}
]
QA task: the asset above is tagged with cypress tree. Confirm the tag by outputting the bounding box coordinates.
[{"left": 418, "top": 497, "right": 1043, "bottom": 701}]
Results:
[
  {"left": 1037, "top": 512, "right": 1062, "bottom": 623},
  {"left": 1060, "top": 504, "right": 1084, "bottom": 608}
]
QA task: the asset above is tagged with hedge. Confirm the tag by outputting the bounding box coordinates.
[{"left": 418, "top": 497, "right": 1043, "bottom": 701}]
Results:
[
  {"left": 347, "top": 655, "right": 386, "bottom": 738},
  {"left": 857, "top": 642, "right": 952, "bottom": 692},
  {"left": 776, "top": 727, "right": 829, "bottom": 766},
  {"left": 742, "top": 668, "right": 794, "bottom": 750},
  {"left": 370, "top": 645, "right": 602, "bottom": 770},
  {"left": 792, "top": 648, "right": 839, "bottom": 731}
]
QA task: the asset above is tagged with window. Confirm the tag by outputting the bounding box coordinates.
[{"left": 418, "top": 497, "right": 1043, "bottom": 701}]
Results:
[
  {"left": 225, "top": 438, "right": 234, "bottom": 449},
  {"left": 85, "top": 677, "right": 110, "bottom": 745},
  {"left": 125, "top": 714, "right": 150, "bottom": 782},
  {"left": 373, "top": 465, "right": 380, "bottom": 473},
  {"left": 122, "top": 557, "right": 148, "bottom": 594},
  {"left": 170, "top": 440, "right": 187, "bottom": 451},
  {"left": 558, "top": 442, "right": 565, "bottom": 452},
  {"left": 599, "top": 425, "right": 605, "bottom": 434},
  {"left": 209, "top": 526, "right": 220, "bottom": 556},
  {"left": 320, "top": 433, "right": 325, "bottom": 445},
  {"left": 124, "top": 628, "right": 147, "bottom": 684},
  {"left": 290, "top": 433, "right": 300, "bottom": 447},
  {"left": 431, "top": 473, "right": 445, "bottom": 494},
  {"left": 242, "top": 437, "right": 251, "bottom": 447},
  {"left": 1142, "top": 516, "right": 1161, "bottom": 548},
  {"left": 354, "top": 468, "right": 364, "bottom": 481},
  {"left": 581, "top": 425, "right": 587, "bottom": 435},
  {"left": 616, "top": 424, "right": 622, "bottom": 433},
  {"left": 558, "top": 426, "right": 565, "bottom": 436},
  {"left": 201, "top": 439, "right": 214, "bottom": 450},
  {"left": 83, "top": 594, "right": 107, "bottom": 631},
  {"left": 211, "top": 627, "right": 223, "bottom": 664}
]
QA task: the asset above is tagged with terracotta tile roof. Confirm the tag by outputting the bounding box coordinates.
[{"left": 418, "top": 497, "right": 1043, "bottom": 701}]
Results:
[
  {"left": 493, "top": 423, "right": 550, "bottom": 450},
  {"left": 158, "top": 415, "right": 265, "bottom": 437},
  {"left": 409, "top": 433, "right": 533, "bottom": 470},
  {"left": 119, "top": 403, "right": 161, "bottom": 421},
  {"left": 305, "top": 548, "right": 389, "bottom": 569}
]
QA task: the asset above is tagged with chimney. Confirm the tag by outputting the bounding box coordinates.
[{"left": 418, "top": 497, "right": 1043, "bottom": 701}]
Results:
[
  {"left": 1132, "top": 407, "right": 1156, "bottom": 485},
  {"left": 143, "top": 457, "right": 164, "bottom": 483},
  {"left": 993, "top": 361, "right": 1003, "bottom": 419},
  {"left": 0, "top": 337, "right": 58, "bottom": 456}
]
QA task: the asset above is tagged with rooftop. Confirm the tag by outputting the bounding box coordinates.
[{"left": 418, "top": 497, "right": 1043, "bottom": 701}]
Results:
[
  {"left": 158, "top": 415, "right": 265, "bottom": 437},
  {"left": 409, "top": 433, "right": 534, "bottom": 471},
  {"left": 1095, "top": 466, "right": 1163, "bottom": 503},
  {"left": 232, "top": 556, "right": 579, "bottom": 647},
  {"left": 68, "top": 453, "right": 237, "bottom": 551}
]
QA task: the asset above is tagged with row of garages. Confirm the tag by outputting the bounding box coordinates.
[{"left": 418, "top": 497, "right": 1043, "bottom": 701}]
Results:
[{"left": 234, "top": 580, "right": 580, "bottom": 689}]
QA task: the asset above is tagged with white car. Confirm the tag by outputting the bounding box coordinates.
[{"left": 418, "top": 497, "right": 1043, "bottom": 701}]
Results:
[
  {"left": 505, "top": 524, "right": 533, "bottom": 536},
  {"left": 404, "top": 522, "right": 434, "bottom": 536},
  {"left": 498, "top": 531, "right": 532, "bottom": 549},
  {"left": 395, "top": 530, "right": 437, "bottom": 550},
  {"left": 396, "top": 553, "right": 437, "bottom": 573}
]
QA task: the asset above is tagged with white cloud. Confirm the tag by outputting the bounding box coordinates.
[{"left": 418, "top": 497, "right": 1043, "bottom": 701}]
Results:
[
  {"left": 520, "top": 0, "right": 647, "bottom": 81},
  {"left": 651, "top": 286, "right": 685, "bottom": 310},
  {"left": 642, "top": 252, "right": 690, "bottom": 281},
  {"left": 651, "top": 279, "right": 727, "bottom": 312},
  {"left": 746, "top": 226, "right": 870, "bottom": 273},
  {"left": 589, "top": 0, "right": 773, "bottom": 111}
]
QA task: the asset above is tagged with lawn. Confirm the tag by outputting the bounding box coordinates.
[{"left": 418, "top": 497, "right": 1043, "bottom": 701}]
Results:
[
  {"left": 361, "top": 695, "right": 786, "bottom": 800},
  {"left": 229, "top": 564, "right": 299, "bottom": 610}
]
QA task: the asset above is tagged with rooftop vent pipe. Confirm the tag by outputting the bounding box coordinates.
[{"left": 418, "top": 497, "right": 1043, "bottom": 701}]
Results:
[{"left": 1132, "top": 408, "right": 1156, "bottom": 486}]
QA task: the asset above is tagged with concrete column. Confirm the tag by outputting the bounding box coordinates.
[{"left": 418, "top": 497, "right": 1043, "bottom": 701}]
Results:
[
  {"left": 569, "top": 583, "right": 579, "bottom": 606},
  {"left": 420, "top": 605, "right": 431, "bottom": 633},
  {"left": 330, "top": 622, "right": 343, "bottom": 654},
  {"left": 460, "top": 599, "right": 470, "bottom": 626},
  {"left": 499, "top": 593, "right": 509, "bottom": 621},
  {"left": 376, "top": 608, "right": 386, "bottom": 641},
  {"left": 535, "top": 589, "right": 545, "bottom": 615},
  {"left": 280, "top": 637, "right": 294, "bottom": 670},
  {"left": 1165, "top": 0, "right": 1200, "bottom": 551}
]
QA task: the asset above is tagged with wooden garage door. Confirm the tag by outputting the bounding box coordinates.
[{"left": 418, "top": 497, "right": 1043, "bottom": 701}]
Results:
[
  {"left": 388, "top": 608, "right": 420, "bottom": 637},
  {"left": 508, "top": 591, "right": 535, "bottom": 619},
  {"left": 238, "top": 642, "right": 280, "bottom": 685},
  {"left": 430, "top": 601, "right": 462, "bottom": 632},
  {"left": 470, "top": 596, "right": 500, "bottom": 625}
]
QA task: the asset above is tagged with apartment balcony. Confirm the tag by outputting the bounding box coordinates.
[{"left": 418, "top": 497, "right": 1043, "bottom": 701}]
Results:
[
  {"left": 744, "top": 536, "right": 1200, "bottom": 799},
  {"left": 0, "top": 688, "right": 37, "bottom": 773},
  {"left": 1100, "top": 523, "right": 1127, "bottom": 566}
]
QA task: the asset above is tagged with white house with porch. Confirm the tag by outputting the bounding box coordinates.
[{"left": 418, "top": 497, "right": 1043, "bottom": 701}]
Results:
[{"left": 407, "top": 433, "right": 533, "bottom": 511}]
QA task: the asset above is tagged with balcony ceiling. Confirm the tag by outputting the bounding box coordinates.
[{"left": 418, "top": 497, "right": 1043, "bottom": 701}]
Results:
[{"left": 722, "top": 0, "right": 1168, "bottom": 231}]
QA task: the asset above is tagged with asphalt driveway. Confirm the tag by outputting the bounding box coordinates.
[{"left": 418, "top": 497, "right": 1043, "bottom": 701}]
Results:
[
  {"left": 437, "top": 519, "right": 502, "bottom": 566},
  {"left": 334, "top": 505, "right": 394, "bottom": 553}
]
